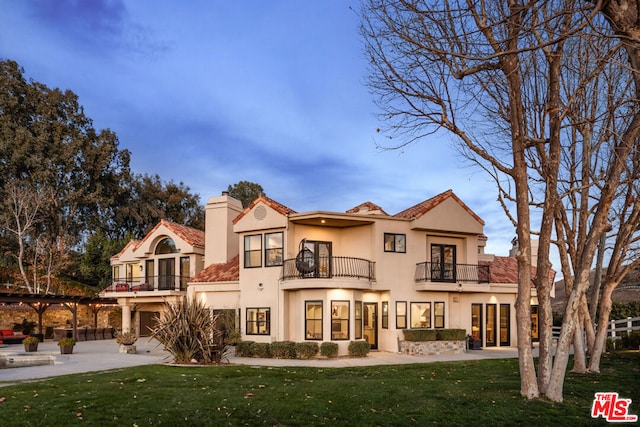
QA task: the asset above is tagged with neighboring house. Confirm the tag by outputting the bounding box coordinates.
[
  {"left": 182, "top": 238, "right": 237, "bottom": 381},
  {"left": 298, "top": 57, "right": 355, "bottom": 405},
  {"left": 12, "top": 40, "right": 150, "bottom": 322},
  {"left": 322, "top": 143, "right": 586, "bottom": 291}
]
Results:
[
  {"left": 187, "top": 189, "right": 541, "bottom": 355},
  {"left": 102, "top": 219, "right": 206, "bottom": 335}
]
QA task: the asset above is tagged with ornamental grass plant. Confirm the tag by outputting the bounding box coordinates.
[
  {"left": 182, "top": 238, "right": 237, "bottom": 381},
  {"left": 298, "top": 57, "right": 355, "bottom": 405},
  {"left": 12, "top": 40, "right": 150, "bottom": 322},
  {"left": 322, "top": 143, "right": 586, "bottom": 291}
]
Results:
[{"left": 150, "top": 297, "right": 230, "bottom": 365}]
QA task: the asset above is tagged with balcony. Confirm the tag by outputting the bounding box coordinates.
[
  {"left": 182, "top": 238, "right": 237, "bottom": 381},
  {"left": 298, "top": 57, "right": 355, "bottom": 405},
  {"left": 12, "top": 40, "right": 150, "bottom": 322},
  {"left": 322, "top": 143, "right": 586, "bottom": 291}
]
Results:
[
  {"left": 281, "top": 256, "right": 376, "bottom": 290},
  {"left": 414, "top": 262, "right": 490, "bottom": 284},
  {"left": 103, "top": 275, "right": 189, "bottom": 294}
]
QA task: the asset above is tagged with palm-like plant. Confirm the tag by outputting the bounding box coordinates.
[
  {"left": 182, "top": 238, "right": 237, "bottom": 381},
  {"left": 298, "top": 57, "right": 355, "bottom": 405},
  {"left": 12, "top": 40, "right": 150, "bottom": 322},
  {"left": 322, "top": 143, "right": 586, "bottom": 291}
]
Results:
[{"left": 151, "top": 297, "right": 230, "bottom": 365}]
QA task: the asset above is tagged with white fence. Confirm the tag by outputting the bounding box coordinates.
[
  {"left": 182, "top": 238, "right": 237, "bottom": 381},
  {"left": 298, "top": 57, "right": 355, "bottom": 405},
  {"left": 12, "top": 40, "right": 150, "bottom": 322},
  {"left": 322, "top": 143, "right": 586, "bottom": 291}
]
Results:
[{"left": 551, "top": 316, "right": 640, "bottom": 339}]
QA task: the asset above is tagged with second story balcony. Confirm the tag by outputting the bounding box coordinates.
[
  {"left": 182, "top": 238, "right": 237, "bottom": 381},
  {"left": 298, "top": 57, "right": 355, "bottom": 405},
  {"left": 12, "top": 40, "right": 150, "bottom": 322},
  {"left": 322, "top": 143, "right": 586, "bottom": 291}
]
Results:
[
  {"left": 281, "top": 256, "right": 376, "bottom": 290},
  {"left": 415, "top": 262, "right": 490, "bottom": 284},
  {"left": 102, "top": 275, "right": 189, "bottom": 294}
]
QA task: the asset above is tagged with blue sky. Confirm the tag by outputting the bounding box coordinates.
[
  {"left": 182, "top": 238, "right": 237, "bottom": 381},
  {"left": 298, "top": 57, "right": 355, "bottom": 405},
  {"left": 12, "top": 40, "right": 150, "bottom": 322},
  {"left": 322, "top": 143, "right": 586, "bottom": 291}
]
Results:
[{"left": 0, "top": 0, "right": 516, "bottom": 256}]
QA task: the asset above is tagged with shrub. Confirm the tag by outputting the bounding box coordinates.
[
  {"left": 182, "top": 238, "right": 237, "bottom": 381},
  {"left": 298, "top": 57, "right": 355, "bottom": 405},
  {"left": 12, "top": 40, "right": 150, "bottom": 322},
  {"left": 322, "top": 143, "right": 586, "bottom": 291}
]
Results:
[
  {"left": 403, "top": 329, "right": 437, "bottom": 341},
  {"left": 621, "top": 331, "right": 640, "bottom": 350},
  {"left": 252, "top": 342, "right": 272, "bottom": 358},
  {"left": 271, "top": 341, "right": 296, "bottom": 359},
  {"left": 348, "top": 340, "right": 371, "bottom": 357},
  {"left": 436, "top": 329, "right": 466, "bottom": 341},
  {"left": 116, "top": 331, "right": 138, "bottom": 345},
  {"left": 606, "top": 338, "right": 622, "bottom": 352},
  {"left": 22, "top": 336, "right": 39, "bottom": 345},
  {"left": 320, "top": 342, "right": 339, "bottom": 358},
  {"left": 57, "top": 337, "right": 76, "bottom": 347},
  {"left": 151, "top": 297, "right": 230, "bottom": 365},
  {"left": 235, "top": 341, "right": 254, "bottom": 357},
  {"left": 295, "top": 342, "right": 319, "bottom": 359}
]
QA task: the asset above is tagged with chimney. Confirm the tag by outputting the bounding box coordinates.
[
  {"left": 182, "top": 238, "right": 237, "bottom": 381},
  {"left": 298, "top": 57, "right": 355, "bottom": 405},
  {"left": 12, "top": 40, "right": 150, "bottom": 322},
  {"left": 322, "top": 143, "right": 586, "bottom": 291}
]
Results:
[{"left": 204, "top": 191, "right": 243, "bottom": 266}]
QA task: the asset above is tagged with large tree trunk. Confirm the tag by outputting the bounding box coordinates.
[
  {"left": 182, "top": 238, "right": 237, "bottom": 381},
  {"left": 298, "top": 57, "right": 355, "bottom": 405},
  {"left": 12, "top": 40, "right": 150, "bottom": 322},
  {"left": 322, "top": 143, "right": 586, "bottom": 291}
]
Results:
[
  {"left": 545, "top": 268, "right": 591, "bottom": 402},
  {"left": 536, "top": 286, "right": 554, "bottom": 393},
  {"left": 588, "top": 282, "right": 616, "bottom": 373}
]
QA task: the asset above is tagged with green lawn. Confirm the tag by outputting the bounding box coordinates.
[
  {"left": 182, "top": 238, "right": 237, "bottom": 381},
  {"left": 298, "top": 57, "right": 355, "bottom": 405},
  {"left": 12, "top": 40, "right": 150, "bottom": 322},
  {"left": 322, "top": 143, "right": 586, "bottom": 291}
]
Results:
[{"left": 0, "top": 351, "right": 638, "bottom": 426}]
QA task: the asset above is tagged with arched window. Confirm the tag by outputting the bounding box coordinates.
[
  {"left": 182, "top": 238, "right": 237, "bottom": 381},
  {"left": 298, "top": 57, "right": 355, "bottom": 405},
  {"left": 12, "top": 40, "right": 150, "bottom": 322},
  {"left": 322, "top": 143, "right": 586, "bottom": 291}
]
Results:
[{"left": 155, "top": 238, "right": 177, "bottom": 254}]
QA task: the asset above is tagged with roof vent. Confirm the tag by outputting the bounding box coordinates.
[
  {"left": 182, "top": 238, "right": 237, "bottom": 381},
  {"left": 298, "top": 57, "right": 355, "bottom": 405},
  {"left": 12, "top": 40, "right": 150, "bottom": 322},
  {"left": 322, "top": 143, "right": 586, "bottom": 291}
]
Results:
[{"left": 254, "top": 205, "right": 267, "bottom": 220}]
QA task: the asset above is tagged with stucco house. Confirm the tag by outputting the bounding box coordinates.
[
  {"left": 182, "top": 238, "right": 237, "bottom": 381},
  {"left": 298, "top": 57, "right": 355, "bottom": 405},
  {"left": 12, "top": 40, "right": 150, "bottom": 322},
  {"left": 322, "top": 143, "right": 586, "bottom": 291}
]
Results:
[
  {"left": 102, "top": 219, "right": 206, "bottom": 335},
  {"left": 104, "top": 189, "right": 542, "bottom": 355}
]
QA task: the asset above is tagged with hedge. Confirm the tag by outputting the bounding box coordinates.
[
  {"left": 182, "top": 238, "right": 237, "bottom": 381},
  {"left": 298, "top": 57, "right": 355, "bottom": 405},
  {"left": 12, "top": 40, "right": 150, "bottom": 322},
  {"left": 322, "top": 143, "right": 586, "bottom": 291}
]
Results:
[
  {"left": 403, "top": 329, "right": 437, "bottom": 341},
  {"left": 348, "top": 340, "right": 371, "bottom": 357},
  {"left": 271, "top": 341, "right": 296, "bottom": 359},
  {"left": 403, "top": 328, "right": 466, "bottom": 342},
  {"left": 295, "top": 342, "right": 319, "bottom": 359},
  {"left": 320, "top": 342, "right": 339, "bottom": 358}
]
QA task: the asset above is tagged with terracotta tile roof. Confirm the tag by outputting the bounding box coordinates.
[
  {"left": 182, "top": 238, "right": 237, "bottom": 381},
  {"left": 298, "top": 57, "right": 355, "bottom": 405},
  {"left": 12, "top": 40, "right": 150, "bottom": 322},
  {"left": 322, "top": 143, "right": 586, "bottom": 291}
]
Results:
[
  {"left": 134, "top": 219, "right": 205, "bottom": 250},
  {"left": 191, "top": 255, "right": 239, "bottom": 283},
  {"left": 346, "top": 202, "right": 389, "bottom": 216},
  {"left": 232, "top": 194, "right": 297, "bottom": 224},
  {"left": 480, "top": 256, "right": 555, "bottom": 286},
  {"left": 159, "top": 219, "right": 205, "bottom": 247},
  {"left": 394, "top": 189, "right": 485, "bottom": 225}
]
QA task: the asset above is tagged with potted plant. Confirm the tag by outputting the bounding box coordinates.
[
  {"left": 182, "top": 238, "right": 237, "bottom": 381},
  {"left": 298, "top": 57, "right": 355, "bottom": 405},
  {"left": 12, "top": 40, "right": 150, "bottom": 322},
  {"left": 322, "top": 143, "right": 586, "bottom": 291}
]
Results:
[
  {"left": 14, "top": 319, "right": 37, "bottom": 335},
  {"left": 22, "top": 336, "right": 39, "bottom": 352},
  {"left": 116, "top": 331, "right": 138, "bottom": 354},
  {"left": 57, "top": 337, "right": 76, "bottom": 354}
]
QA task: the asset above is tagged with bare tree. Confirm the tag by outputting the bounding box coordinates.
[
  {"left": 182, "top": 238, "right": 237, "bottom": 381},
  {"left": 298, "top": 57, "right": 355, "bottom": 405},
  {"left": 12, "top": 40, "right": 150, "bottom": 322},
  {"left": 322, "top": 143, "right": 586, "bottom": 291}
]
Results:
[
  {"left": 1, "top": 180, "right": 43, "bottom": 293},
  {"left": 360, "top": 0, "right": 640, "bottom": 402}
]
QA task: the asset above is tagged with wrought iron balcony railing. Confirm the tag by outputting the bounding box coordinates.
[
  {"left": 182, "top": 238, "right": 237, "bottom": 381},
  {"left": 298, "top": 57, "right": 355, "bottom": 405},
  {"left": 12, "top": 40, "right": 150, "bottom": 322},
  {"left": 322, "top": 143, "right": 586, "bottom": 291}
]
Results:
[
  {"left": 104, "top": 275, "right": 189, "bottom": 293},
  {"left": 415, "top": 262, "right": 490, "bottom": 283},
  {"left": 281, "top": 256, "right": 376, "bottom": 281}
]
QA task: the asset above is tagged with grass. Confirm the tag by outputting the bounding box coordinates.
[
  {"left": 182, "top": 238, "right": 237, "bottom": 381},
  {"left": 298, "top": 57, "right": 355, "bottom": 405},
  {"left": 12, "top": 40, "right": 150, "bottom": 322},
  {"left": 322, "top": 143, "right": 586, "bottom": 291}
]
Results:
[{"left": 0, "top": 351, "right": 638, "bottom": 426}]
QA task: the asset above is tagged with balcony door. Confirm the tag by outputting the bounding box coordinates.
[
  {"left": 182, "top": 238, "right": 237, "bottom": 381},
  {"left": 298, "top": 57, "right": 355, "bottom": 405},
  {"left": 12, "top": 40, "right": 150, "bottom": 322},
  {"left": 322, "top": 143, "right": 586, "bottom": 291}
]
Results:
[
  {"left": 298, "top": 240, "right": 332, "bottom": 277},
  {"left": 431, "top": 244, "right": 456, "bottom": 282},
  {"left": 158, "top": 258, "right": 174, "bottom": 290}
]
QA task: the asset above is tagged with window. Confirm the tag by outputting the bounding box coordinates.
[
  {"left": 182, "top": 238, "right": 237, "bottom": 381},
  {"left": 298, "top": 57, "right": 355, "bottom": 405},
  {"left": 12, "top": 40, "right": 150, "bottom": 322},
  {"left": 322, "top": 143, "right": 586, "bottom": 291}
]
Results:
[
  {"left": 396, "top": 301, "right": 407, "bottom": 329},
  {"left": 500, "top": 304, "right": 511, "bottom": 346},
  {"left": 434, "top": 302, "right": 445, "bottom": 328},
  {"left": 411, "top": 302, "right": 431, "bottom": 328},
  {"left": 145, "top": 260, "right": 154, "bottom": 288},
  {"left": 431, "top": 244, "right": 456, "bottom": 281},
  {"left": 486, "top": 304, "right": 497, "bottom": 347},
  {"left": 180, "top": 256, "right": 190, "bottom": 289},
  {"left": 305, "top": 301, "right": 323, "bottom": 340},
  {"left": 331, "top": 301, "right": 349, "bottom": 340},
  {"left": 244, "top": 235, "right": 262, "bottom": 268},
  {"left": 382, "top": 301, "right": 389, "bottom": 329},
  {"left": 156, "top": 237, "right": 178, "bottom": 254},
  {"left": 384, "top": 233, "right": 406, "bottom": 253},
  {"left": 265, "top": 232, "right": 284, "bottom": 267},
  {"left": 246, "top": 308, "right": 270, "bottom": 335},
  {"left": 113, "top": 266, "right": 120, "bottom": 282},
  {"left": 355, "top": 301, "right": 363, "bottom": 339}
]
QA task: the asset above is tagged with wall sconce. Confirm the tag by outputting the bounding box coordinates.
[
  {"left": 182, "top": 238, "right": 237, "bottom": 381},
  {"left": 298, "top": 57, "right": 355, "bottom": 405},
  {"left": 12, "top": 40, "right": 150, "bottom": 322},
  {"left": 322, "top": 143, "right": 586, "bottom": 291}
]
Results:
[
  {"left": 139, "top": 265, "right": 143, "bottom": 272},
  {"left": 458, "top": 283, "right": 462, "bottom": 293},
  {"left": 258, "top": 283, "right": 263, "bottom": 291}
]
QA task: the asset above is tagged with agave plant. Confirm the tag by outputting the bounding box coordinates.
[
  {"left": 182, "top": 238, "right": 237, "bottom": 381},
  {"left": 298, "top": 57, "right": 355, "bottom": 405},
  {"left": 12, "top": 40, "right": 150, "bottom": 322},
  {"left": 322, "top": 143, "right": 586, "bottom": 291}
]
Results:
[{"left": 151, "top": 297, "right": 230, "bottom": 365}]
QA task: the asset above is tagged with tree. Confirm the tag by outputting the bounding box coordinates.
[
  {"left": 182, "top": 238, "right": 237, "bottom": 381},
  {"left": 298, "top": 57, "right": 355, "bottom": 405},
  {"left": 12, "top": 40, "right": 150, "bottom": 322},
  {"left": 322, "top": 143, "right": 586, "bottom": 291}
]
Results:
[
  {"left": 227, "top": 181, "right": 264, "bottom": 208},
  {"left": 109, "top": 173, "right": 205, "bottom": 239},
  {"left": 360, "top": 0, "right": 640, "bottom": 402},
  {"left": 0, "top": 180, "right": 43, "bottom": 293},
  {"left": 0, "top": 59, "right": 131, "bottom": 291}
]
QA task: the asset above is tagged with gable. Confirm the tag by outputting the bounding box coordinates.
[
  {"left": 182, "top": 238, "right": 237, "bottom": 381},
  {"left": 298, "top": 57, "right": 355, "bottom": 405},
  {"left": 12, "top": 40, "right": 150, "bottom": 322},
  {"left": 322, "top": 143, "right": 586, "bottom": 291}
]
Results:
[
  {"left": 233, "top": 195, "right": 294, "bottom": 233},
  {"left": 396, "top": 190, "right": 484, "bottom": 234}
]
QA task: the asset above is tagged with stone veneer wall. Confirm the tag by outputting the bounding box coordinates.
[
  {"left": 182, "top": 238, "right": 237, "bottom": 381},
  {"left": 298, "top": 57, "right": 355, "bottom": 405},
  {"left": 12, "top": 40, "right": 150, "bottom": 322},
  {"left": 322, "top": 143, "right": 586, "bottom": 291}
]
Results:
[
  {"left": 399, "top": 340, "right": 466, "bottom": 356},
  {"left": 0, "top": 304, "right": 119, "bottom": 332}
]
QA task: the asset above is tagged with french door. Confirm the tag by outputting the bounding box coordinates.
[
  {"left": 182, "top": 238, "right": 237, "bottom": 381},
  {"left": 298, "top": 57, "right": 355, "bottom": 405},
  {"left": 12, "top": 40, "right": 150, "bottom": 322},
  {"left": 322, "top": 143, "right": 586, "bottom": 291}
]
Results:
[{"left": 364, "top": 302, "right": 378, "bottom": 350}]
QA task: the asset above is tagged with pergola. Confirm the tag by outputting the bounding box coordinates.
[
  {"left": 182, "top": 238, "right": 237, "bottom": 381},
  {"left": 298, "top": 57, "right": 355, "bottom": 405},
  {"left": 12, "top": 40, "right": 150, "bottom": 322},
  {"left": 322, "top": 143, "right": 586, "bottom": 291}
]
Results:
[{"left": 0, "top": 292, "right": 117, "bottom": 340}]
